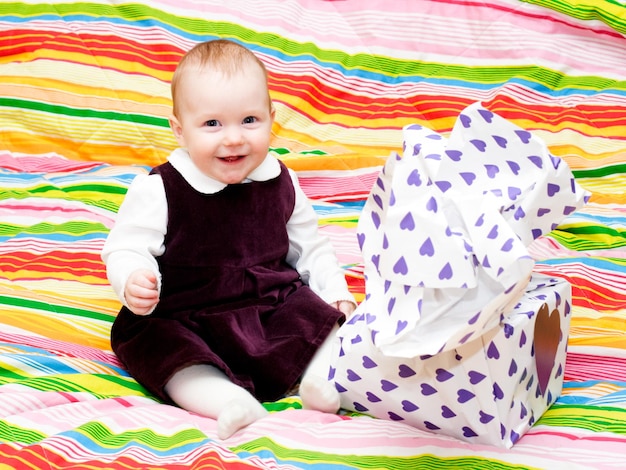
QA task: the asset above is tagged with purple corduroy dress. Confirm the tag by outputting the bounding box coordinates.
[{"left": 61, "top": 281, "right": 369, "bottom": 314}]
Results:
[{"left": 111, "top": 161, "right": 343, "bottom": 402}]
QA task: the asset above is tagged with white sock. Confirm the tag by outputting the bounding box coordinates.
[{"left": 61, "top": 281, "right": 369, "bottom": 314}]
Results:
[
  {"left": 215, "top": 399, "right": 268, "bottom": 439},
  {"left": 164, "top": 364, "right": 268, "bottom": 439},
  {"left": 300, "top": 324, "right": 341, "bottom": 413},
  {"left": 300, "top": 373, "right": 340, "bottom": 413}
]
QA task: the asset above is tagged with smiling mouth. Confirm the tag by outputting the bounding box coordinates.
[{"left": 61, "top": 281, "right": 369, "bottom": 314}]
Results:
[{"left": 220, "top": 155, "right": 244, "bottom": 163}]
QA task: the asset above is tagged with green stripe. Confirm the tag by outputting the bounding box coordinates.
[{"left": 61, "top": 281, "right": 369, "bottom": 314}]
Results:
[
  {"left": 537, "top": 403, "right": 626, "bottom": 434},
  {"left": 2, "top": 3, "right": 623, "bottom": 92},
  {"left": 0, "top": 294, "right": 112, "bottom": 323},
  {"left": 234, "top": 437, "right": 534, "bottom": 469},
  {"left": 0, "top": 221, "right": 109, "bottom": 238},
  {"left": 0, "top": 367, "right": 26, "bottom": 383},
  {"left": 63, "top": 183, "right": 129, "bottom": 195},
  {"left": 521, "top": 0, "right": 626, "bottom": 35},
  {"left": 0, "top": 183, "right": 128, "bottom": 212},
  {"left": 75, "top": 421, "right": 207, "bottom": 450},
  {"left": 0, "top": 97, "right": 168, "bottom": 128},
  {"left": 573, "top": 163, "right": 626, "bottom": 179},
  {"left": 550, "top": 226, "right": 626, "bottom": 250},
  {"left": 0, "top": 420, "right": 46, "bottom": 445},
  {"left": 5, "top": 375, "right": 95, "bottom": 395},
  {"left": 1, "top": 183, "right": 127, "bottom": 195},
  {"left": 0, "top": 374, "right": 150, "bottom": 399},
  {"left": 262, "top": 397, "right": 302, "bottom": 412},
  {"left": 270, "top": 147, "right": 329, "bottom": 156},
  {"left": 93, "top": 374, "right": 153, "bottom": 397}
]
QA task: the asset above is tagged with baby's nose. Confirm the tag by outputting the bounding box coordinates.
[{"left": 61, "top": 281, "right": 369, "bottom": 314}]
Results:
[{"left": 223, "top": 126, "right": 244, "bottom": 145}]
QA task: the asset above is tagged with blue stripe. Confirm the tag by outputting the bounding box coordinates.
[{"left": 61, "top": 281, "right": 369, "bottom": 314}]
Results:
[{"left": 2, "top": 13, "right": 624, "bottom": 97}]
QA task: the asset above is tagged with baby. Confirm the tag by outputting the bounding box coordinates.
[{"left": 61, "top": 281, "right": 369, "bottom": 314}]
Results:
[{"left": 102, "top": 39, "right": 356, "bottom": 439}]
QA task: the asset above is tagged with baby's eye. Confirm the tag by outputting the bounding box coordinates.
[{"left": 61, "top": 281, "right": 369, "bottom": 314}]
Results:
[
  {"left": 204, "top": 119, "right": 220, "bottom": 127},
  {"left": 242, "top": 116, "right": 257, "bottom": 125}
]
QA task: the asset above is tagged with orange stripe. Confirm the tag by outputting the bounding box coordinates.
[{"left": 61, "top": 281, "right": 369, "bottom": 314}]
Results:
[{"left": 2, "top": 132, "right": 170, "bottom": 167}]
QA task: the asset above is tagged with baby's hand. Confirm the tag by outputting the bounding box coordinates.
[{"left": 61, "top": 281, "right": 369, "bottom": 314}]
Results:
[
  {"left": 124, "top": 269, "right": 159, "bottom": 316},
  {"left": 332, "top": 300, "right": 356, "bottom": 318}
]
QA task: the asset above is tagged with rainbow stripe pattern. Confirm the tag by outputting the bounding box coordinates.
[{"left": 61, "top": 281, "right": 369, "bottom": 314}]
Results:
[{"left": 1, "top": 0, "right": 625, "bottom": 468}]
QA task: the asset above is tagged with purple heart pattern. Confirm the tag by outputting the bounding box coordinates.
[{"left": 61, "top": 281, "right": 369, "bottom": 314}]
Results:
[
  {"left": 334, "top": 103, "right": 584, "bottom": 447},
  {"left": 357, "top": 103, "right": 587, "bottom": 357},
  {"left": 352, "top": 103, "right": 586, "bottom": 357},
  {"left": 334, "top": 275, "right": 572, "bottom": 448}
]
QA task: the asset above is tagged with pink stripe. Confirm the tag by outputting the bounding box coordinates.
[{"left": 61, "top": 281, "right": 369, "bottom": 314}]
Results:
[
  {"left": 0, "top": 202, "right": 114, "bottom": 227},
  {"left": 565, "top": 353, "right": 626, "bottom": 381},
  {"left": 0, "top": 152, "right": 102, "bottom": 172},
  {"left": 0, "top": 332, "right": 121, "bottom": 368},
  {"left": 154, "top": 0, "right": 624, "bottom": 77}
]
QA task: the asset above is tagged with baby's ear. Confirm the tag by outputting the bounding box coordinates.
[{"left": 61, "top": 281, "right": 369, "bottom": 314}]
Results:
[{"left": 169, "top": 115, "right": 185, "bottom": 146}]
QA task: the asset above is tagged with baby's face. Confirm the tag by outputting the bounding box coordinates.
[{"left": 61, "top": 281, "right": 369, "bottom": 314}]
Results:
[{"left": 170, "top": 63, "right": 274, "bottom": 185}]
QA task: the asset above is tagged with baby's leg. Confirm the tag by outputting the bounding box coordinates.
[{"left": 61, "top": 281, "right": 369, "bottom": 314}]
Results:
[
  {"left": 164, "top": 364, "right": 268, "bottom": 439},
  {"left": 300, "top": 323, "right": 341, "bottom": 413}
]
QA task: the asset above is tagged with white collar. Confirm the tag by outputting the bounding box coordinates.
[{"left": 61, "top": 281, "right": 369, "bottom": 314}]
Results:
[{"left": 167, "top": 148, "right": 281, "bottom": 194}]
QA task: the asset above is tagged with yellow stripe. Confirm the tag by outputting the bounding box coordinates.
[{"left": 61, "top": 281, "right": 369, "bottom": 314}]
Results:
[
  {"left": 2, "top": 129, "right": 170, "bottom": 166},
  {"left": 280, "top": 153, "right": 386, "bottom": 172},
  {"left": 0, "top": 307, "right": 109, "bottom": 349},
  {"left": 1, "top": 60, "right": 170, "bottom": 100},
  {"left": 1, "top": 80, "right": 171, "bottom": 117},
  {"left": 563, "top": 382, "right": 623, "bottom": 397},
  {"left": 576, "top": 174, "right": 626, "bottom": 194},
  {"left": 1, "top": 108, "right": 172, "bottom": 145},
  {"left": 0, "top": 280, "right": 122, "bottom": 316},
  {"left": 0, "top": 49, "right": 175, "bottom": 83}
]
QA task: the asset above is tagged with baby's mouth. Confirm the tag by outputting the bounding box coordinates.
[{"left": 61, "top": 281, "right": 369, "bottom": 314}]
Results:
[{"left": 220, "top": 155, "right": 244, "bottom": 163}]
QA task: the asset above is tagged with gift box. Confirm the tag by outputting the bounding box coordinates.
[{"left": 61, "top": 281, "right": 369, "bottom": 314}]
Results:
[
  {"left": 334, "top": 274, "right": 571, "bottom": 447},
  {"left": 332, "top": 102, "right": 589, "bottom": 447}
]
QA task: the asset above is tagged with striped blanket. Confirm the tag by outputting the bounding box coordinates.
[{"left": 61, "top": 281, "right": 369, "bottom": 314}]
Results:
[{"left": 1, "top": 0, "right": 625, "bottom": 468}]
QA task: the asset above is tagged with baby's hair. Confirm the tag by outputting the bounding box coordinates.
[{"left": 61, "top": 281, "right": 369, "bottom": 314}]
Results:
[{"left": 171, "top": 39, "right": 271, "bottom": 118}]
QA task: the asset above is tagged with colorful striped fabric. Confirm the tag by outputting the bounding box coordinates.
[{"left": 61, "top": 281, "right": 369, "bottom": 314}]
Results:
[{"left": 1, "top": 0, "right": 625, "bottom": 468}]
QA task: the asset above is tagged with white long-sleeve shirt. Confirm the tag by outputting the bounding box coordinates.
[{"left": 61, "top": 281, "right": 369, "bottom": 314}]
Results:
[{"left": 101, "top": 148, "right": 355, "bottom": 312}]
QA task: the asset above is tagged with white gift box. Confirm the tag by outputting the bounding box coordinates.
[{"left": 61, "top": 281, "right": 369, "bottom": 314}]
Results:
[
  {"left": 332, "top": 102, "right": 588, "bottom": 447},
  {"left": 334, "top": 274, "right": 571, "bottom": 447}
]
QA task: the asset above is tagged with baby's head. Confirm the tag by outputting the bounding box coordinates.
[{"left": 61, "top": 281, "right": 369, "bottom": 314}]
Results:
[
  {"left": 171, "top": 39, "right": 272, "bottom": 120},
  {"left": 169, "top": 40, "right": 276, "bottom": 185}
]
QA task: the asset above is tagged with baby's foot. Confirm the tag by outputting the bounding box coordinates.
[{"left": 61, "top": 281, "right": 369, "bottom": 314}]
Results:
[
  {"left": 299, "top": 374, "right": 340, "bottom": 413},
  {"left": 217, "top": 400, "right": 268, "bottom": 439}
]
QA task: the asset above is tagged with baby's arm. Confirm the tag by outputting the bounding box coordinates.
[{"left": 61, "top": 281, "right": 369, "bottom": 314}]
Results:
[{"left": 101, "top": 173, "right": 167, "bottom": 315}]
